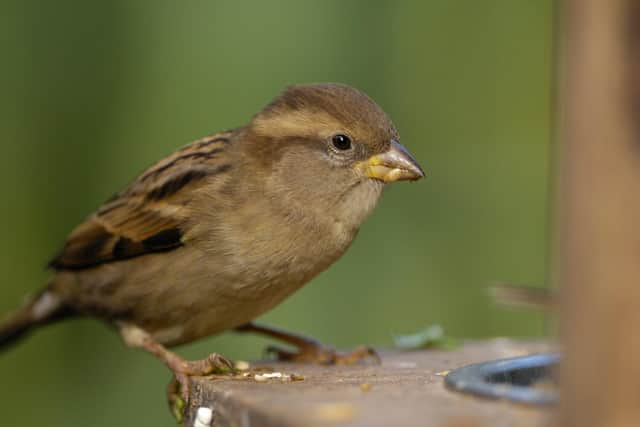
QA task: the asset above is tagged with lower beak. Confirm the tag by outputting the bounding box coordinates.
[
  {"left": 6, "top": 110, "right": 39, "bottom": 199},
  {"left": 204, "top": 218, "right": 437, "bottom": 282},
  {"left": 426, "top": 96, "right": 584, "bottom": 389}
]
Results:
[{"left": 357, "top": 140, "right": 425, "bottom": 182}]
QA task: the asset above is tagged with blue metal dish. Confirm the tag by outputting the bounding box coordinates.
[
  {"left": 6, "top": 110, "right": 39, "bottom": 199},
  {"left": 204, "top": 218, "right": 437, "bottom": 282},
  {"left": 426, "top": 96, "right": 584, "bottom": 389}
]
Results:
[{"left": 444, "top": 353, "right": 560, "bottom": 405}]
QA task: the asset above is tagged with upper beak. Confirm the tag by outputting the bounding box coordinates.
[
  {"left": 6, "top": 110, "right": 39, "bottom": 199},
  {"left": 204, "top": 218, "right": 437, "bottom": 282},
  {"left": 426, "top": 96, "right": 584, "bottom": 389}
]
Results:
[{"left": 357, "top": 140, "right": 425, "bottom": 183}]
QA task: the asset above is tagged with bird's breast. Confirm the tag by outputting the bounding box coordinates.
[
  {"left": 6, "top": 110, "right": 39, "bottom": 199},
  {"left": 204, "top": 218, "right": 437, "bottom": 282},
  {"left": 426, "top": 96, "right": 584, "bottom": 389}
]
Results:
[{"left": 208, "top": 198, "right": 357, "bottom": 297}]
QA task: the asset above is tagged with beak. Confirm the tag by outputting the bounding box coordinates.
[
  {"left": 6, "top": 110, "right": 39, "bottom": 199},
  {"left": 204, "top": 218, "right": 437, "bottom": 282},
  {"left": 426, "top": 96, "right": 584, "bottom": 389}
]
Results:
[{"left": 357, "top": 140, "right": 425, "bottom": 182}]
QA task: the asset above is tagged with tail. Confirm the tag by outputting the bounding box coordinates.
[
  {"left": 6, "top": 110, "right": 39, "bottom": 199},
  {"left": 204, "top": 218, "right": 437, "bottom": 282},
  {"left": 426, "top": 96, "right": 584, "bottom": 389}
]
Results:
[{"left": 0, "top": 290, "right": 73, "bottom": 352}]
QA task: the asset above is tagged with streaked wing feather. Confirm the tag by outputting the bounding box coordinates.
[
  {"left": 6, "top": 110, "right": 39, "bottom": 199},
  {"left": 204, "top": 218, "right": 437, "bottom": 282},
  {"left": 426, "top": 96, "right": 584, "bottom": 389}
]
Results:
[{"left": 49, "top": 132, "right": 234, "bottom": 270}]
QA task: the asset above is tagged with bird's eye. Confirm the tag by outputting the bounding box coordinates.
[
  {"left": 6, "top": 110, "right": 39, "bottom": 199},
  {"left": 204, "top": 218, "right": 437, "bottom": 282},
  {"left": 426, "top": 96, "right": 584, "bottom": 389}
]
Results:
[{"left": 331, "top": 134, "right": 352, "bottom": 151}]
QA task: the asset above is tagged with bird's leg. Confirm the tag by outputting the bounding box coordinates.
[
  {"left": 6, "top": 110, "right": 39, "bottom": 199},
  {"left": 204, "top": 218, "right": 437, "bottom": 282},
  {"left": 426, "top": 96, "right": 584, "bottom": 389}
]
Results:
[
  {"left": 236, "top": 321, "right": 379, "bottom": 365},
  {"left": 118, "top": 323, "right": 234, "bottom": 420}
]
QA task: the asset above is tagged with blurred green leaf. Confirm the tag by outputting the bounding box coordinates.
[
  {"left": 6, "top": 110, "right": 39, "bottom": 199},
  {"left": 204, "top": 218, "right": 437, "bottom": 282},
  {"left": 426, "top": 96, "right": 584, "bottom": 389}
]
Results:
[{"left": 393, "top": 325, "right": 460, "bottom": 351}]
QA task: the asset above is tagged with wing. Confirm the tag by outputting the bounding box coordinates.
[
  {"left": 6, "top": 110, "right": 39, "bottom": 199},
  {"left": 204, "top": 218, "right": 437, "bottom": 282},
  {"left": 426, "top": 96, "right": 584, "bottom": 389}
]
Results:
[{"left": 49, "top": 131, "right": 235, "bottom": 270}]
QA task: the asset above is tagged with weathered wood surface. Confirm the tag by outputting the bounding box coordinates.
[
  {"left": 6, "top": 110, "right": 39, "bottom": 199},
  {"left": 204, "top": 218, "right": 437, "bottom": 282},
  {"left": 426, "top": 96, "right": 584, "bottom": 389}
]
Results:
[
  {"left": 559, "top": 0, "right": 640, "bottom": 425},
  {"left": 185, "top": 340, "right": 553, "bottom": 427}
]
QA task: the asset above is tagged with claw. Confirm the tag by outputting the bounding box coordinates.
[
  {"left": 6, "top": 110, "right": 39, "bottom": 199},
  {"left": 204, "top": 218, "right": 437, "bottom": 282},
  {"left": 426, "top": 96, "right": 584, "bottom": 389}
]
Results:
[
  {"left": 165, "top": 352, "right": 235, "bottom": 422},
  {"left": 266, "top": 344, "right": 379, "bottom": 365},
  {"left": 118, "top": 326, "right": 234, "bottom": 423},
  {"left": 237, "top": 322, "right": 380, "bottom": 366},
  {"left": 334, "top": 346, "right": 381, "bottom": 365},
  {"left": 167, "top": 376, "right": 186, "bottom": 424},
  {"left": 181, "top": 352, "right": 235, "bottom": 376},
  {"left": 207, "top": 353, "right": 235, "bottom": 374}
]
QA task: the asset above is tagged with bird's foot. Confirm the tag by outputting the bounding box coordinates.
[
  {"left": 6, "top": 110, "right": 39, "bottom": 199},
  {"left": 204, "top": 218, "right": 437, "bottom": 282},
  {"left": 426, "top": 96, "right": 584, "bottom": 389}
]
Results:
[
  {"left": 236, "top": 321, "right": 380, "bottom": 365},
  {"left": 266, "top": 343, "right": 380, "bottom": 365},
  {"left": 117, "top": 325, "right": 234, "bottom": 422},
  {"left": 166, "top": 353, "right": 235, "bottom": 423}
]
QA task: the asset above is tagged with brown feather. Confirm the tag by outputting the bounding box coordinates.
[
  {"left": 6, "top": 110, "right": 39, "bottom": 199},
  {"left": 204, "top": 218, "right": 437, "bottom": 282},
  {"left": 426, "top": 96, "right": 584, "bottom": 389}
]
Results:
[{"left": 49, "top": 131, "right": 235, "bottom": 270}]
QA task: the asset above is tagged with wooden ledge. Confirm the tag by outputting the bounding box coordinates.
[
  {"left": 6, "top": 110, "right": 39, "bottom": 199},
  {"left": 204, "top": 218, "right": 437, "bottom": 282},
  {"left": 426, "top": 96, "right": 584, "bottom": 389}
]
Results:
[{"left": 184, "top": 339, "right": 553, "bottom": 427}]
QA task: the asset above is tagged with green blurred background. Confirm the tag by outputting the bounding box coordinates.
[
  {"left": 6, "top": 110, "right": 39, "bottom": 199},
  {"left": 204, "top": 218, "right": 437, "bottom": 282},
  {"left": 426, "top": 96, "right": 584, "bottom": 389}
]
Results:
[{"left": 0, "top": 1, "right": 552, "bottom": 425}]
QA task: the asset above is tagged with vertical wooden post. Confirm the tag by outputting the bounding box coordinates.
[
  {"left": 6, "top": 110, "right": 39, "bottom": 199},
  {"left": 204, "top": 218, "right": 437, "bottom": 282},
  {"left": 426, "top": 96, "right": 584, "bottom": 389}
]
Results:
[{"left": 560, "top": 0, "right": 640, "bottom": 425}]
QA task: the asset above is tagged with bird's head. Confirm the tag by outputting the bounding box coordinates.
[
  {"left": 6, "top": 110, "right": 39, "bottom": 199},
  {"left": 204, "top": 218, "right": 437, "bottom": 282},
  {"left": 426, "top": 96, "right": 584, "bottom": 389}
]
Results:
[{"left": 241, "top": 83, "right": 424, "bottom": 228}]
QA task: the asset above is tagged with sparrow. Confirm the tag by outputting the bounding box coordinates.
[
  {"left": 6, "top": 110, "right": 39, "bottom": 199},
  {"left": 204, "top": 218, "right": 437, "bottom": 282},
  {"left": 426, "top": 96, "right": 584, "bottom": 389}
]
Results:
[{"left": 0, "top": 83, "right": 424, "bottom": 410}]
